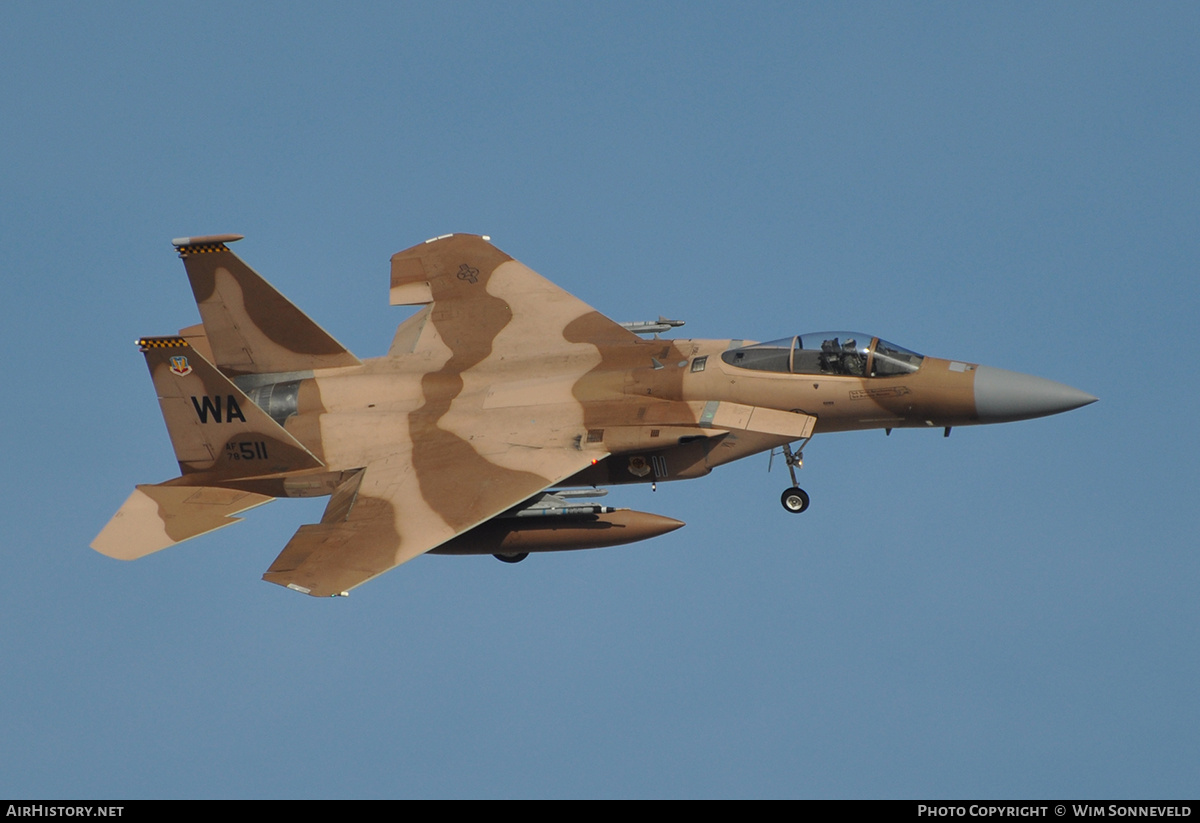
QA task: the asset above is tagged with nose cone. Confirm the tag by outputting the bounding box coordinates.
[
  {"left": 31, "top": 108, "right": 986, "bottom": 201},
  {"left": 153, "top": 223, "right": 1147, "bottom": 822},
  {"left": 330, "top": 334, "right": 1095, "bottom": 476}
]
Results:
[{"left": 974, "top": 366, "right": 1097, "bottom": 423}]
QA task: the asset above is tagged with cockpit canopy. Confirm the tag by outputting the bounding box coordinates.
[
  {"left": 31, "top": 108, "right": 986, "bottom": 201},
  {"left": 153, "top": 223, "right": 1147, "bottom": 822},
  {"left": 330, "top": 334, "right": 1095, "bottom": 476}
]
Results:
[{"left": 721, "top": 332, "right": 924, "bottom": 377}]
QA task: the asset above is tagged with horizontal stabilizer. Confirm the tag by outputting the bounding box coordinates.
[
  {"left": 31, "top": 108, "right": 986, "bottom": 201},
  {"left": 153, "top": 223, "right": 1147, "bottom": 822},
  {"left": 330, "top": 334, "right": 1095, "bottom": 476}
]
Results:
[
  {"left": 92, "top": 483, "right": 272, "bottom": 560},
  {"left": 174, "top": 235, "right": 360, "bottom": 375}
]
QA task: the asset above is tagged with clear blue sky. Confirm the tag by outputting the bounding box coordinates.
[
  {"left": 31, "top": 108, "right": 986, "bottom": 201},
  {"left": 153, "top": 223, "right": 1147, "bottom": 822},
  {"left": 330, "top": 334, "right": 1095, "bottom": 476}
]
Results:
[{"left": 2, "top": 2, "right": 1197, "bottom": 798}]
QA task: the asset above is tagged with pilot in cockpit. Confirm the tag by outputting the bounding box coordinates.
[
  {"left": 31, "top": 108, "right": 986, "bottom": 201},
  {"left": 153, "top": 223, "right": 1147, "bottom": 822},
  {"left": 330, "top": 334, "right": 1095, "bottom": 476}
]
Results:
[{"left": 819, "top": 337, "right": 866, "bottom": 376}]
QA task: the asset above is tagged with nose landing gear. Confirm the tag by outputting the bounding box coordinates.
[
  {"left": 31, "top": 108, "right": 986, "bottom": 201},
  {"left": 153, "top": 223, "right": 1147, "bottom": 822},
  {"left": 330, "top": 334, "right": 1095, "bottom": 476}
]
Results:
[{"left": 772, "top": 440, "right": 811, "bottom": 514}]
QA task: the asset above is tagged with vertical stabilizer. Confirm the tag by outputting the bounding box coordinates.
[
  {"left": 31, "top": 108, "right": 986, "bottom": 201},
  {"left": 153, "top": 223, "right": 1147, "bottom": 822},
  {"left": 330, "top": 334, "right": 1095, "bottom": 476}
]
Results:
[
  {"left": 172, "top": 235, "right": 361, "bottom": 375},
  {"left": 138, "top": 335, "right": 324, "bottom": 479}
]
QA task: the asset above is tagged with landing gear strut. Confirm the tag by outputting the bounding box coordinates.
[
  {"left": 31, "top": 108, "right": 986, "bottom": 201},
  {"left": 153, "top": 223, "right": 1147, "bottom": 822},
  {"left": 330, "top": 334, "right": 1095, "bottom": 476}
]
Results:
[{"left": 775, "top": 440, "right": 811, "bottom": 514}]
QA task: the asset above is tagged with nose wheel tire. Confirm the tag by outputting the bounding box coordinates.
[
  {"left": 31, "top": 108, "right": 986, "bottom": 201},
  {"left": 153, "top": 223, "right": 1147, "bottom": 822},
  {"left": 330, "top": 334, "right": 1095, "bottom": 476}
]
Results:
[
  {"left": 494, "top": 552, "right": 529, "bottom": 564},
  {"left": 781, "top": 487, "right": 810, "bottom": 514}
]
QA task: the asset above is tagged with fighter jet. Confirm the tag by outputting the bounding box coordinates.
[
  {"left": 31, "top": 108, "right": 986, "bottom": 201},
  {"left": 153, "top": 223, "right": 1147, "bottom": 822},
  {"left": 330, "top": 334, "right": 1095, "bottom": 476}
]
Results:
[{"left": 92, "top": 234, "right": 1096, "bottom": 597}]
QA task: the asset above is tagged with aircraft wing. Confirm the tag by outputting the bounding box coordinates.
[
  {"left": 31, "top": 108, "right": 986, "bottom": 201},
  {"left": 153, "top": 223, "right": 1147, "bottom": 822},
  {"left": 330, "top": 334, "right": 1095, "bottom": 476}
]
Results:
[
  {"left": 265, "top": 234, "right": 621, "bottom": 596},
  {"left": 262, "top": 445, "right": 606, "bottom": 596},
  {"left": 387, "top": 232, "right": 639, "bottom": 355}
]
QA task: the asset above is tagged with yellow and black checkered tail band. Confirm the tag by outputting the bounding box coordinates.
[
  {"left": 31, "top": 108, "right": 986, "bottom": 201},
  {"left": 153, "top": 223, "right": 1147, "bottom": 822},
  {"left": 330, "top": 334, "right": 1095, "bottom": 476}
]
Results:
[
  {"left": 175, "top": 241, "right": 229, "bottom": 258},
  {"left": 171, "top": 234, "right": 242, "bottom": 257},
  {"left": 137, "top": 336, "right": 189, "bottom": 351}
]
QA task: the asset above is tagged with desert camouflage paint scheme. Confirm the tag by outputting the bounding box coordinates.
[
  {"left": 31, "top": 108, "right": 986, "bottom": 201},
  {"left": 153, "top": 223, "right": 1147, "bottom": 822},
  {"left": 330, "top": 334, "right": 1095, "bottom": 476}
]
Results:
[{"left": 92, "top": 234, "right": 1096, "bottom": 597}]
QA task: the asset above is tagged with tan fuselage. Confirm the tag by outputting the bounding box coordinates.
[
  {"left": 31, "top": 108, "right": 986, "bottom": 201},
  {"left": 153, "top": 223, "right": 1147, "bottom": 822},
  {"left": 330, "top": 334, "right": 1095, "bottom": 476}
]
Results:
[
  {"left": 680, "top": 342, "right": 979, "bottom": 433},
  {"left": 268, "top": 337, "right": 979, "bottom": 495}
]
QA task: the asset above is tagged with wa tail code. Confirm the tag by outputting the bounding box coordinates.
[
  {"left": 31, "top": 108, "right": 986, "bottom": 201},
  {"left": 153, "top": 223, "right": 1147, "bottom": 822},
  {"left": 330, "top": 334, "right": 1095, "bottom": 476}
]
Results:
[{"left": 192, "top": 394, "right": 246, "bottom": 424}]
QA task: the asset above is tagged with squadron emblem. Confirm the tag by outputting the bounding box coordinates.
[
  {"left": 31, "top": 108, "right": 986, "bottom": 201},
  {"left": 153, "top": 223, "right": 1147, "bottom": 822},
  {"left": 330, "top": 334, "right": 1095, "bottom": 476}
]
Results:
[
  {"left": 627, "top": 456, "right": 652, "bottom": 478},
  {"left": 169, "top": 355, "right": 193, "bottom": 376},
  {"left": 456, "top": 264, "right": 480, "bottom": 284}
]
